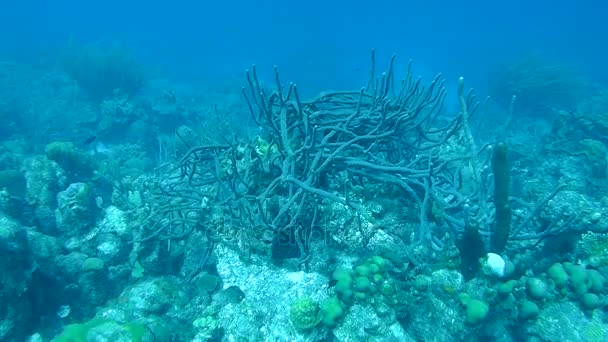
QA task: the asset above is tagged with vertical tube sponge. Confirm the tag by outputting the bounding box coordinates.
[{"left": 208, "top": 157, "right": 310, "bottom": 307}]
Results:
[{"left": 491, "top": 142, "right": 511, "bottom": 253}]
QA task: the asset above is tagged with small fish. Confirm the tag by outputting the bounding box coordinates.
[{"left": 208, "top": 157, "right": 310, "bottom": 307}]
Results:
[
  {"left": 82, "top": 135, "right": 97, "bottom": 146},
  {"left": 57, "top": 305, "right": 71, "bottom": 318}
]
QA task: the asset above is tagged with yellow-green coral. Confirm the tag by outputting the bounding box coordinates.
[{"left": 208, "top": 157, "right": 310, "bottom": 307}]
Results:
[
  {"left": 289, "top": 297, "right": 321, "bottom": 330},
  {"left": 583, "top": 321, "right": 607, "bottom": 342},
  {"left": 52, "top": 318, "right": 145, "bottom": 342}
]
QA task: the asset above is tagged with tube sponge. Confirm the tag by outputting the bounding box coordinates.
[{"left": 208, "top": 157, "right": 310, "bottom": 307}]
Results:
[{"left": 491, "top": 142, "right": 511, "bottom": 253}]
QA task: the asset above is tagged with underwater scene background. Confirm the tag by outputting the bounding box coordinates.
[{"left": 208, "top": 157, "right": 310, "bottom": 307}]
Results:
[{"left": 1, "top": 0, "right": 608, "bottom": 341}]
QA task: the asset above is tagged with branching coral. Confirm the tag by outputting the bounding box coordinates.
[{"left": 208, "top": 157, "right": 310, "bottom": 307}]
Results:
[
  {"left": 138, "top": 51, "right": 473, "bottom": 265},
  {"left": 137, "top": 50, "right": 573, "bottom": 274}
]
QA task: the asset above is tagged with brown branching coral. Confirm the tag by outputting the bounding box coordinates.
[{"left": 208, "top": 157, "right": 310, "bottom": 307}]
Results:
[
  {"left": 143, "top": 50, "right": 473, "bottom": 257},
  {"left": 137, "top": 50, "right": 571, "bottom": 272}
]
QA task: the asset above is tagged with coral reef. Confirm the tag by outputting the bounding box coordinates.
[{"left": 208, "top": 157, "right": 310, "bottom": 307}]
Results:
[{"left": 0, "top": 46, "right": 607, "bottom": 342}]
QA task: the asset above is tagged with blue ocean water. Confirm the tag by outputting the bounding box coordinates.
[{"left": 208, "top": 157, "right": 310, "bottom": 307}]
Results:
[
  {"left": 1, "top": 1, "right": 608, "bottom": 341},
  {"left": 2, "top": 0, "right": 606, "bottom": 91}
]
